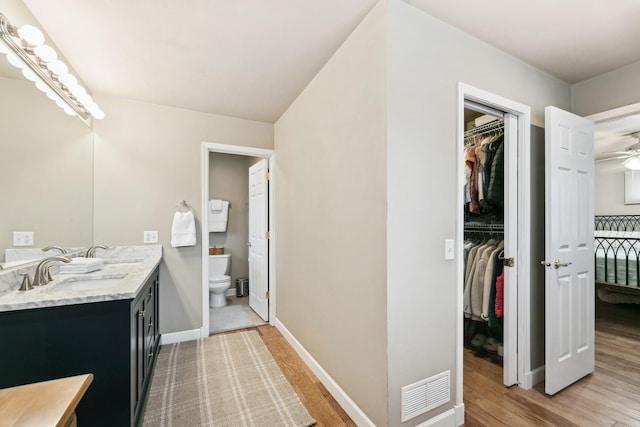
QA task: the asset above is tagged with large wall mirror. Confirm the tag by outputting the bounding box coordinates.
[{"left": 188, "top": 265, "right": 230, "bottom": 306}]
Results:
[
  {"left": 0, "top": 76, "right": 94, "bottom": 263},
  {"left": 0, "top": 2, "right": 94, "bottom": 265}
]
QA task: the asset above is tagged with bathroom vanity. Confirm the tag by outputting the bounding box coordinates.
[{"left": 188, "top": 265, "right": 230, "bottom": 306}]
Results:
[{"left": 0, "top": 247, "right": 161, "bottom": 427}]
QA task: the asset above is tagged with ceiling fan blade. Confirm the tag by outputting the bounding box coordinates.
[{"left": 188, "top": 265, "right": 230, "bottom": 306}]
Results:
[
  {"left": 602, "top": 150, "right": 634, "bottom": 155},
  {"left": 595, "top": 155, "right": 631, "bottom": 162}
]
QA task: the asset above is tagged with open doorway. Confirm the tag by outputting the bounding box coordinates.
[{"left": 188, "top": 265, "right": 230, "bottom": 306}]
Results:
[
  {"left": 456, "top": 83, "right": 534, "bottom": 419},
  {"left": 200, "top": 142, "right": 276, "bottom": 338}
]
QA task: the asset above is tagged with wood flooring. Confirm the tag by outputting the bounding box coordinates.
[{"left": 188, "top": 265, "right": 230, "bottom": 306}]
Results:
[
  {"left": 215, "top": 299, "right": 640, "bottom": 427},
  {"left": 464, "top": 299, "right": 640, "bottom": 426},
  {"left": 219, "top": 325, "right": 357, "bottom": 427}
]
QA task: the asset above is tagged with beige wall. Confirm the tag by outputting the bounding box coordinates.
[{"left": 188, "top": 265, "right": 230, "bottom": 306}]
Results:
[
  {"left": 0, "top": 77, "right": 93, "bottom": 261},
  {"left": 208, "top": 152, "right": 256, "bottom": 286},
  {"left": 274, "top": 1, "right": 388, "bottom": 425},
  {"left": 385, "top": 1, "right": 571, "bottom": 424},
  {"left": 572, "top": 60, "right": 640, "bottom": 117},
  {"left": 93, "top": 95, "right": 273, "bottom": 334}
]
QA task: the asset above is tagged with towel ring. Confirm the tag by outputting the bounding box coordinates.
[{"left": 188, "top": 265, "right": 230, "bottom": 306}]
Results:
[{"left": 176, "top": 200, "right": 192, "bottom": 212}]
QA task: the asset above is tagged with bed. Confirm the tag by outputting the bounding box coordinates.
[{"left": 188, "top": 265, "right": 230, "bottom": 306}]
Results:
[{"left": 594, "top": 215, "right": 640, "bottom": 303}]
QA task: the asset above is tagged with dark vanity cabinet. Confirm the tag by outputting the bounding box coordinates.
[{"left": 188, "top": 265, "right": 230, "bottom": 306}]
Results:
[
  {"left": 0, "top": 267, "right": 160, "bottom": 427},
  {"left": 132, "top": 268, "right": 160, "bottom": 424}
]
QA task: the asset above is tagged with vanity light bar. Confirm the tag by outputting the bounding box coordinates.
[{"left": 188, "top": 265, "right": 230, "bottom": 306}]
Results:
[{"left": 0, "top": 12, "right": 104, "bottom": 120}]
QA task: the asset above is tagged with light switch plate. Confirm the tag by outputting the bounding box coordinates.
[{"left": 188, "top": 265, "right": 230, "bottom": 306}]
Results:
[
  {"left": 13, "top": 231, "right": 34, "bottom": 246},
  {"left": 143, "top": 230, "right": 158, "bottom": 244},
  {"left": 444, "top": 239, "right": 454, "bottom": 260}
]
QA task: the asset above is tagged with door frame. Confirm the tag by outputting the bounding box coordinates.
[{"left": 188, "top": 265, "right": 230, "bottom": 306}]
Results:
[
  {"left": 456, "top": 83, "right": 532, "bottom": 411},
  {"left": 200, "top": 142, "right": 276, "bottom": 338}
]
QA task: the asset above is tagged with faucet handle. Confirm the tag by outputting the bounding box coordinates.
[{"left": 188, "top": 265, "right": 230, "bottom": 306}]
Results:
[
  {"left": 19, "top": 273, "right": 33, "bottom": 291},
  {"left": 44, "top": 266, "right": 54, "bottom": 284}
]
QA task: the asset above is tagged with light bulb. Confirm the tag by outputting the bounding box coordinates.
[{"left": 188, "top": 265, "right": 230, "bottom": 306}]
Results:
[
  {"left": 59, "top": 74, "right": 78, "bottom": 88},
  {"left": 92, "top": 109, "right": 105, "bottom": 120},
  {"left": 21, "top": 68, "right": 38, "bottom": 82},
  {"left": 17, "top": 25, "right": 45, "bottom": 46},
  {"left": 86, "top": 101, "right": 99, "bottom": 113},
  {"left": 0, "top": 41, "right": 8, "bottom": 55},
  {"left": 47, "top": 59, "right": 68, "bottom": 76},
  {"left": 63, "top": 106, "right": 76, "bottom": 116},
  {"left": 70, "top": 85, "right": 86, "bottom": 98},
  {"left": 6, "top": 52, "right": 26, "bottom": 69},
  {"left": 35, "top": 80, "right": 49, "bottom": 92},
  {"left": 33, "top": 45, "right": 57, "bottom": 62},
  {"left": 623, "top": 156, "right": 640, "bottom": 170}
]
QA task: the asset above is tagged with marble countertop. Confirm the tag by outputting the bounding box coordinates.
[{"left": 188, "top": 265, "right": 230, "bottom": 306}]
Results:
[{"left": 0, "top": 246, "right": 162, "bottom": 313}]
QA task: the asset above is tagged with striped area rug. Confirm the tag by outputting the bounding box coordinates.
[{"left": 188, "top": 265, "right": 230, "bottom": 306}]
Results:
[{"left": 143, "top": 330, "right": 316, "bottom": 427}]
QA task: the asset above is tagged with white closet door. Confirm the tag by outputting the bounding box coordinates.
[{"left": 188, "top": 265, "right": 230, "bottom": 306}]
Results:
[
  {"left": 503, "top": 112, "right": 518, "bottom": 387},
  {"left": 544, "top": 106, "right": 595, "bottom": 395}
]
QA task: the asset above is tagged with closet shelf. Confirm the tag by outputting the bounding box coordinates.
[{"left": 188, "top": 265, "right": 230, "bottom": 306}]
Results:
[
  {"left": 464, "top": 119, "right": 505, "bottom": 145},
  {"left": 464, "top": 222, "right": 504, "bottom": 233}
]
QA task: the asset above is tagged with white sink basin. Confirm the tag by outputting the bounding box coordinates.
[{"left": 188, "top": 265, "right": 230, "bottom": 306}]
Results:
[{"left": 59, "top": 273, "right": 128, "bottom": 291}]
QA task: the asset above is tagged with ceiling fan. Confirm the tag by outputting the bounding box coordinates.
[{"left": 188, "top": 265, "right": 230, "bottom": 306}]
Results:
[{"left": 596, "top": 131, "right": 640, "bottom": 170}]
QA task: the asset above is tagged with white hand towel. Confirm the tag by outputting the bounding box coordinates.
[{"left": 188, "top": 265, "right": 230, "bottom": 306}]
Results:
[
  {"left": 209, "top": 199, "right": 223, "bottom": 212},
  {"left": 208, "top": 200, "right": 229, "bottom": 232},
  {"left": 171, "top": 211, "right": 197, "bottom": 247}
]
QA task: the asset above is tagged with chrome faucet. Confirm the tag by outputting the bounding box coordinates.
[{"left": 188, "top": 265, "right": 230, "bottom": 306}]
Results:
[
  {"left": 42, "top": 246, "right": 67, "bottom": 254},
  {"left": 33, "top": 256, "right": 71, "bottom": 286},
  {"left": 86, "top": 245, "right": 109, "bottom": 258}
]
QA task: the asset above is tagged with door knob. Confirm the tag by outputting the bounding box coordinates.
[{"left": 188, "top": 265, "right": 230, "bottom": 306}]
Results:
[
  {"left": 553, "top": 259, "right": 572, "bottom": 269},
  {"left": 541, "top": 259, "right": 572, "bottom": 269}
]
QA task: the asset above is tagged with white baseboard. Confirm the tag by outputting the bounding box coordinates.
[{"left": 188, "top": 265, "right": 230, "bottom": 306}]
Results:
[
  {"left": 160, "top": 328, "right": 201, "bottom": 345},
  {"left": 274, "top": 318, "right": 375, "bottom": 427},
  {"left": 416, "top": 408, "right": 457, "bottom": 427},
  {"left": 522, "top": 365, "right": 545, "bottom": 390},
  {"left": 454, "top": 403, "right": 465, "bottom": 426}
]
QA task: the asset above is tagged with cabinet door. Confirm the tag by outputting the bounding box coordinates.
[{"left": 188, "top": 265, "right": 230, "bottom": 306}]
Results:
[
  {"left": 145, "top": 284, "right": 155, "bottom": 373},
  {"left": 133, "top": 295, "right": 146, "bottom": 412}
]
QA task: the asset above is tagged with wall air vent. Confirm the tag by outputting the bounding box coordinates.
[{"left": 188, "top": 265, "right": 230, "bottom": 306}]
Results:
[{"left": 401, "top": 370, "right": 450, "bottom": 422}]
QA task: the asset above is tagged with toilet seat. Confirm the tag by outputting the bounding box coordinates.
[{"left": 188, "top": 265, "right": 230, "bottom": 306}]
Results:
[{"left": 209, "top": 275, "right": 230, "bottom": 285}]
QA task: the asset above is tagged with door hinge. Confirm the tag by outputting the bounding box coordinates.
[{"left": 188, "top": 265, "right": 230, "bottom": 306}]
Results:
[
  {"left": 265, "top": 231, "right": 270, "bottom": 239},
  {"left": 266, "top": 291, "right": 270, "bottom": 299},
  {"left": 265, "top": 171, "right": 270, "bottom": 181}
]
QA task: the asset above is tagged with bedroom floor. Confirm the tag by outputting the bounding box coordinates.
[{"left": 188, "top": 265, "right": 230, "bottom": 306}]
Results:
[{"left": 463, "top": 298, "right": 640, "bottom": 426}]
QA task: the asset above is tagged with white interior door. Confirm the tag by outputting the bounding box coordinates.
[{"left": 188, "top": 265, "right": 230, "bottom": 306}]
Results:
[
  {"left": 544, "top": 106, "right": 595, "bottom": 395},
  {"left": 503, "top": 113, "right": 518, "bottom": 386},
  {"left": 248, "top": 158, "right": 269, "bottom": 321}
]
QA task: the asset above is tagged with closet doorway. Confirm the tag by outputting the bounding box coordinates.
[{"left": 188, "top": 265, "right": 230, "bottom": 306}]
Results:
[
  {"left": 200, "top": 142, "right": 276, "bottom": 338},
  {"left": 456, "top": 83, "right": 532, "bottom": 411}
]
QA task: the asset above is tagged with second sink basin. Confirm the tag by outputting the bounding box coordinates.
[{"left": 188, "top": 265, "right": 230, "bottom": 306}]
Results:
[{"left": 58, "top": 273, "right": 128, "bottom": 291}]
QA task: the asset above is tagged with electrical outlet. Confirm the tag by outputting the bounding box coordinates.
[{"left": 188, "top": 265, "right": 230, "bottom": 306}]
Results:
[
  {"left": 13, "top": 231, "right": 34, "bottom": 246},
  {"left": 143, "top": 230, "right": 158, "bottom": 244}
]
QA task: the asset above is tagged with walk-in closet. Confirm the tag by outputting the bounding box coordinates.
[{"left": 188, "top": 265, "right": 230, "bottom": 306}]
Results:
[{"left": 462, "top": 105, "right": 507, "bottom": 377}]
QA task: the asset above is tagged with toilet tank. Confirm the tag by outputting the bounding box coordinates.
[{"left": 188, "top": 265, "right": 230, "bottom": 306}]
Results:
[{"left": 208, "top": 254, "right": 231, "bottom": 277}]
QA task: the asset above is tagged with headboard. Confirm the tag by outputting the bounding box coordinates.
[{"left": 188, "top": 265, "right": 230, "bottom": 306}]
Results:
[{"left": 595, "top": 215, "right": 640, "bottom": 232}]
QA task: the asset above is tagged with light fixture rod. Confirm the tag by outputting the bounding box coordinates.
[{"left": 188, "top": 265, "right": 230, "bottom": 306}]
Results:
[{"left": 0, "top": 12, "right": 98, "bottom": 120}]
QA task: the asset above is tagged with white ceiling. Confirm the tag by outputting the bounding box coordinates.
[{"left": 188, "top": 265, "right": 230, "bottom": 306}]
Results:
[{"left": 14, "top": 0, "right": 640, "bottom": 124}]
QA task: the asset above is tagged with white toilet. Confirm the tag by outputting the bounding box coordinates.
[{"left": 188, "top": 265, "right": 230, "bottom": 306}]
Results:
[{"left": 208, "top": 254, "right": 231, "bottom": 308}]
